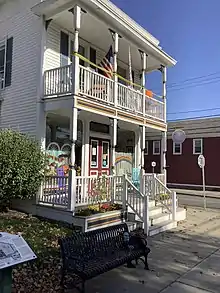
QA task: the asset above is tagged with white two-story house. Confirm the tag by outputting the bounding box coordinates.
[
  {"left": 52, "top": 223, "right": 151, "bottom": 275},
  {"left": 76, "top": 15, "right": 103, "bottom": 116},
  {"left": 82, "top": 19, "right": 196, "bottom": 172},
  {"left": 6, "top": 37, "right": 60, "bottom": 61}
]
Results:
[{"left": 0, "top": 0, "right": 186, "bottom": 235}]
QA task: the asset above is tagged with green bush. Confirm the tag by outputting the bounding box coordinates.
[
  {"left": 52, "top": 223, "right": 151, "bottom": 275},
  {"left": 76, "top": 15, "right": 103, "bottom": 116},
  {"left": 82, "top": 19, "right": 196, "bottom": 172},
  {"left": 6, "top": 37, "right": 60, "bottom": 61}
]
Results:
[{"left": 0, "top": 129, "right": 45, "bottom": 211}]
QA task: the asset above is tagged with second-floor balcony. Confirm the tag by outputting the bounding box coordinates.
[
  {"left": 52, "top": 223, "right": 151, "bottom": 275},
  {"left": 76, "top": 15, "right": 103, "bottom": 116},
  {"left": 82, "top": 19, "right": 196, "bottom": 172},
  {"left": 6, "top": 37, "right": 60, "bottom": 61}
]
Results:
[{"left": 43, "top": 64, "right": 165, "bottom": 122}]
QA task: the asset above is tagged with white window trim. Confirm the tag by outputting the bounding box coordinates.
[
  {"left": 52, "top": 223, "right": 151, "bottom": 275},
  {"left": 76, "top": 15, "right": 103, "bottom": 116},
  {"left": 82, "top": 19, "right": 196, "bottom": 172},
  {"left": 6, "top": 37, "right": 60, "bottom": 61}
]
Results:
[
  {"left": 173, "top": 142, "right": 182, "bottom": 155},
  {"left": 153, "top": 140, "right": 160, "bottom": 155},
  {"left": 144, "top": 141, "right": 148, "bottom": 155},
  {"left": 0, "top": 38, "right": 7, "bottom": 90},
  {"left": 193, "top": 138, "right": 203, "bottom": 155}
]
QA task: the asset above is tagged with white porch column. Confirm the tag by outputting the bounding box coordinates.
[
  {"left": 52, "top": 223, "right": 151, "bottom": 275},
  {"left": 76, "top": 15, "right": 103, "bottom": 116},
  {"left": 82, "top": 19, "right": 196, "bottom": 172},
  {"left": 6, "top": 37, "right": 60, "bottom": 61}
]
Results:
[
  {"left": 141, "top": 51, "right": 147, "bottom": 116},
  {"left": 36, "top": 17, "right": 47, "bottom": 204},
  {"left": 68, "top": 5, "right": 81, "bottom": 211},
  {"left": 113, "top": 32, "right": 119, "bottom": 107},
  {"left": 161, "top": 66, "right": 167, "bottom": 185},
  {"left": 111, "top": 118, "right": 117, "bottom": 175},
  {"left": 134, "top": 128, "right": 141, "bottom": 168},
  {"left": 83, "top": 119, "right": 90, "bottom": 177},
  {"left": 140, "top": 52, "right": 146, "bottom": 192}
]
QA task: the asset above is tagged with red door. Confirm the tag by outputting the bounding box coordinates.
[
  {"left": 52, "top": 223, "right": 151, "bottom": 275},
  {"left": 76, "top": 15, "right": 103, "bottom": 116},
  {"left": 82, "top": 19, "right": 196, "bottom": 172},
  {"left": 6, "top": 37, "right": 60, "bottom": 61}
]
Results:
[{"left": 89, "top": 138, "right": 111, "bottom": 176}]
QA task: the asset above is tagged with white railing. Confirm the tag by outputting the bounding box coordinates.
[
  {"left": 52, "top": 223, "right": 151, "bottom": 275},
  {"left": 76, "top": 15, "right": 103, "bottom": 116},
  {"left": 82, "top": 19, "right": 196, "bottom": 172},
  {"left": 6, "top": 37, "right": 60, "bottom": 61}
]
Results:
[
  {"left": 145, "top": 95, "right": 165, "bottom": 121},
  {"left": 43, "top": 65, "right": 165, "bottom": 122},
  {"left": 44, "top": 65, "right": 72, "bottom": 97},
  {"left": 75, "top": 175, "right": 124, "bottom": 207},
  {"left": 123, "top": 174, "right": 148, "bottom": 233},
  {"left": 39, "top": 176, "right": 69, "bottom": 207},
  {"left": 118, "top": 83, "right": 143, "bottom": 114},
  {"left": 79, "top": 65, "right": 114, "bottom": 104},
  {"left": 144, "top": 173, "right": 177, "bottom": 221}
]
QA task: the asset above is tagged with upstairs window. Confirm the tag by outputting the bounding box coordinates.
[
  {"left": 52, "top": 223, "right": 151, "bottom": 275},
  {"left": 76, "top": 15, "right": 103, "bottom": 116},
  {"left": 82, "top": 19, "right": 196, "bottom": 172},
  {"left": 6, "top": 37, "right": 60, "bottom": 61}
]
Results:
[
  {"left": 60, "top": 31, "right": 69, "bottom": 66},
  {"left": 193, "top": 138, "right": 203, "bottom": 155},
  {"left": 153, "top": 140, "right": 160, "bottom": 155},
  {"left": 0, "top": 37, "right": 13, "bottom": 89},
  {"left": 173, "top": 142, "right": 182, "bottom": 155}
]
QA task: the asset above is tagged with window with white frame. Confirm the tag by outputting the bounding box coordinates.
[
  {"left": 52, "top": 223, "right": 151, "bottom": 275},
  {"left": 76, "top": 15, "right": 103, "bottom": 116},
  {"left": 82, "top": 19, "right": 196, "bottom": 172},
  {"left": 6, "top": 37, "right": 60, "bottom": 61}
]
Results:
[
  {"left": 144, "top": 141, "right": 148, "bottom": 155},
  {"left": 0, "top": 37, "right": 13, "bottom": 90},
  {"left": 173, "top": 142, "right": 182, "bottom": 155},
  {"left": 153, "top": 140, "right": 160, "bottom": 155},
  {"left": 193, "top": 138, "right": 203, "bottom": 155}
]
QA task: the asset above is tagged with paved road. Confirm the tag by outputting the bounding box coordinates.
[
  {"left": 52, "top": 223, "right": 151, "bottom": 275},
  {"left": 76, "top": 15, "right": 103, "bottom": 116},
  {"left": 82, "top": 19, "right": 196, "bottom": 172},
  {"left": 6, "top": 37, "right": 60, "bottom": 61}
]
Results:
[{"left": 178, "top": 193, "right": 220, "bottom": 209}]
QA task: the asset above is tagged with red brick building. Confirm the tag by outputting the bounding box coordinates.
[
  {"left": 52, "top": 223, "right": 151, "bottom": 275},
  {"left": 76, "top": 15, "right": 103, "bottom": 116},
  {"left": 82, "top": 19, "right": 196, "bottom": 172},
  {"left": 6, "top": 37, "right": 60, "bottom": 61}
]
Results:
[{"left": 145, "top": 117, "right": 220, "bottom": 189}]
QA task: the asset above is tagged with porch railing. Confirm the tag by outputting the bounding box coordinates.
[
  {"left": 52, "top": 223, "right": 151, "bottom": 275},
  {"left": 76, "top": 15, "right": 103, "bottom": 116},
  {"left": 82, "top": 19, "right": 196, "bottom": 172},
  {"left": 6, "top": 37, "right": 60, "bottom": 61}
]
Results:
[
  {"left": 43, "top": 65, "right": 165, "bottom": 122},
  {"left": 39, "top": 175, "right": 124, "bottom": 208},
  {"left": 143, "top": 173, "right": 177, "bottom": 221},
  {"left": 39, "top": 176, "right": 69, "bottom": 207}
]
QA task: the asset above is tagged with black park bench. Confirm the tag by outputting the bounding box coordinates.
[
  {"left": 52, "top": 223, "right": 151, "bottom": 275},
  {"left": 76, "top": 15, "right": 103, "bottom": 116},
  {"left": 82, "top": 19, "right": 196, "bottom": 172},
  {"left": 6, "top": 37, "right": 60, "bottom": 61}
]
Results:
[{"left": 59, "top": 223, "right": 150, "bottom": 293}]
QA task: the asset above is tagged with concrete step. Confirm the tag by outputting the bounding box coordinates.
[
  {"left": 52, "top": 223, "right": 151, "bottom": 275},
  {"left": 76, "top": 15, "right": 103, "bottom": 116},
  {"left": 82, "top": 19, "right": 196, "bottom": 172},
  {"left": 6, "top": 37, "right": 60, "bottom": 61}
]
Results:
[
  {"left": 149, "top": 220, "right": 177, "bottom": 236},
  {"left": 150, "top": 207, "right": 186, "bottom": 226},
  {"left": 127, "top": 205, "right": 163, "bottom": 222}
]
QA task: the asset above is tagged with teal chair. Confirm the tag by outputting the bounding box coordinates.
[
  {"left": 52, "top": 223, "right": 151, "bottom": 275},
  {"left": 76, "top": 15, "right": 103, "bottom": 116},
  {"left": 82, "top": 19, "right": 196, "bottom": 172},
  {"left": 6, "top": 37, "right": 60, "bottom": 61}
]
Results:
[{"left": 132, "top": 168, "right": 140, "bottom": 190}]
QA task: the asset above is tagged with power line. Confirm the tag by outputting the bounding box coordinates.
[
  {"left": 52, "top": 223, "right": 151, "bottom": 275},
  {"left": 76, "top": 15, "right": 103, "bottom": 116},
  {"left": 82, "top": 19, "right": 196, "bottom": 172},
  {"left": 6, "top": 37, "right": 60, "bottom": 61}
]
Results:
[
  {"left": 167, "top": 113, "right": 220, "bottom": 122},
  {"left": 150, "top": 70, "right": 220, "bottom": 92},
  {"left": 168, "top": 107, "right": 220, "bottom": 115},
  {"left": 167, "top": 70, "right": 220, "bottom": 88},
  {"left": 167, "top": 78, "right": 220, "bottom": 93},
  {"left": 168, "top": 75, "right": 220, "bottom": 89}
]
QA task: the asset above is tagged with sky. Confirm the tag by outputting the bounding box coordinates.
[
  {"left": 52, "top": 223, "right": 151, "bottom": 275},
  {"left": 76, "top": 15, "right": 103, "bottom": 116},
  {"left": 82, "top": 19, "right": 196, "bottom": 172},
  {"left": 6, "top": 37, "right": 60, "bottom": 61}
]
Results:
[{"left": 112, "top": 0, "right": 220, "bottom": 121}]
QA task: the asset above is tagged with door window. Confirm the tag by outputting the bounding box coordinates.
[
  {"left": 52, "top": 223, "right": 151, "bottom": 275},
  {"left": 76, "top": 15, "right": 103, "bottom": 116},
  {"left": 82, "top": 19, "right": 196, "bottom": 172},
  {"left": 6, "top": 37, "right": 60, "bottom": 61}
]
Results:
[
  {"left": 102, "top": 141, "right": 109, "bottom": 168},
  {"left": 91, "top": 140, "right": 98, "bottom": 168}
]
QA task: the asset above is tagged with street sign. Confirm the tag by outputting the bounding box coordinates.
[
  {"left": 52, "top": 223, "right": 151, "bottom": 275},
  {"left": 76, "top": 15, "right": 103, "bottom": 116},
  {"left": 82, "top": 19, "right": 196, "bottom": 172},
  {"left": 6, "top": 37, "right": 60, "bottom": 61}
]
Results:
[
  {"left": 198, "top": 154, "right": 205, "bottom": 168},
  {"left": 151, "top": 161, "right": 156, "bottom": 167},
  {"left": 197, "top": 154, "right": 206, "bottom": 209},
  {"left": 172, "top": 129, "right": 186, "bottom": 144}
]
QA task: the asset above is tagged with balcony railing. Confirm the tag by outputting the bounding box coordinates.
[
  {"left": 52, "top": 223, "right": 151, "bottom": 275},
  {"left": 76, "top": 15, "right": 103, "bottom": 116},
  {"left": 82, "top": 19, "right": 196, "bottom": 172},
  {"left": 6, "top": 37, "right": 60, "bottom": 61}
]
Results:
[{"left": 44, "top": 65, "right": 165, "bottom": 122}]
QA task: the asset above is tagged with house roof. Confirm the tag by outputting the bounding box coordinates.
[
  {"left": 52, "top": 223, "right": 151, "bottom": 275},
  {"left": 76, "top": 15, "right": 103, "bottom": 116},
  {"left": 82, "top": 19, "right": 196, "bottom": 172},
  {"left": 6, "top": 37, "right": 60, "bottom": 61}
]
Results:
[{"left": 31, "top": 0, "right": 177, "bottom": 68}]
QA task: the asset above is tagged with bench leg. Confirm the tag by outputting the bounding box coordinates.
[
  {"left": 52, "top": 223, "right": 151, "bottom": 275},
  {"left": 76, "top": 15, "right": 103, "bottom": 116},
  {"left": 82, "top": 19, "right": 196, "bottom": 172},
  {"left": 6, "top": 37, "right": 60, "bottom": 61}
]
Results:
[{"left": 144, "top": 247, "right": 151, "bottom": 270}]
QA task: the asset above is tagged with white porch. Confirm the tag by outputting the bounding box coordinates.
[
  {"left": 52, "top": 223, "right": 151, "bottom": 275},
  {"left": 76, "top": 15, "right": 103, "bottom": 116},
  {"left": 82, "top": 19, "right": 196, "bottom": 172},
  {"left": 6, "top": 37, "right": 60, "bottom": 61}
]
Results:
[{"left": 36, "top": 172, "right": 186, "bottom": 236}]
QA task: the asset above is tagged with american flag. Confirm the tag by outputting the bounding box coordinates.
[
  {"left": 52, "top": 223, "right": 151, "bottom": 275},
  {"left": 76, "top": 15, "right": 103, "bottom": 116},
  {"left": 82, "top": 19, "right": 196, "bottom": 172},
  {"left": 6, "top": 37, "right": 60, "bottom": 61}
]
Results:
[{"left": 99, "top": 46, "right": 114, "bottom": 78}]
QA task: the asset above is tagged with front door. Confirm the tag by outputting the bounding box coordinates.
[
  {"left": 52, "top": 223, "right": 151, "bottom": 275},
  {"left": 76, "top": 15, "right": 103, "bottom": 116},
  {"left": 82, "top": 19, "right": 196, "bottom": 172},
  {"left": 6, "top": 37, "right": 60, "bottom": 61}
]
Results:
[{"left": 89, "top": 138, "right": 110, "bottom": 176}]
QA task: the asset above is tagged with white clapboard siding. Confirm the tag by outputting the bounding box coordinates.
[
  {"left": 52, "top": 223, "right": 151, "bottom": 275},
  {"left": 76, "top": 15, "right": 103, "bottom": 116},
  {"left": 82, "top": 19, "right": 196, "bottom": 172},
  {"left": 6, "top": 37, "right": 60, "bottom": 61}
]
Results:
[{"left": 0, "top": 0, "right": 42, "bottom": 136}]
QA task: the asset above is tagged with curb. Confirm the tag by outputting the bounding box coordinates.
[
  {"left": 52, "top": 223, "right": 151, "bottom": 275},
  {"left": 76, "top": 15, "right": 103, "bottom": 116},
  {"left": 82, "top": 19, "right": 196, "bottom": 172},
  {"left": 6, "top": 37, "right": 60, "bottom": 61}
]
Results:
[{"left": 176, "top": 192, "right": 220, "bottom": 200}]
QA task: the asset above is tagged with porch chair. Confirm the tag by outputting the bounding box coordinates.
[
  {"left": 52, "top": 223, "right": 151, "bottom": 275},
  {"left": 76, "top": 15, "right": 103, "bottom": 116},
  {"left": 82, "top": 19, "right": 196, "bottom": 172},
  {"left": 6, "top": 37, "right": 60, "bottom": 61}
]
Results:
[{"left": 132, "top": 167, "right": 141, "bottom": 190}]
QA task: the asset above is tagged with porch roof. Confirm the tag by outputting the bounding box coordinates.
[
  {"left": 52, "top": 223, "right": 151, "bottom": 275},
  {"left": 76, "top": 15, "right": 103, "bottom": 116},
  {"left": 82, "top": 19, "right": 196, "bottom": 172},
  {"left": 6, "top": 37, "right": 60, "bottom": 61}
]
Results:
[{"left": 32, "top": 0, "right": 177, "bottom": 69}]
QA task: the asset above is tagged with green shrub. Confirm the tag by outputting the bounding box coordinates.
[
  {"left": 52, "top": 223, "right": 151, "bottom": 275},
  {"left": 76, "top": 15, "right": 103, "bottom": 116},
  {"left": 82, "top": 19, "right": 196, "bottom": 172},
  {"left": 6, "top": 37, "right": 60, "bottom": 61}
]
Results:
[{"left": 0, "top": 129, "right": 45, "bottom": 211}]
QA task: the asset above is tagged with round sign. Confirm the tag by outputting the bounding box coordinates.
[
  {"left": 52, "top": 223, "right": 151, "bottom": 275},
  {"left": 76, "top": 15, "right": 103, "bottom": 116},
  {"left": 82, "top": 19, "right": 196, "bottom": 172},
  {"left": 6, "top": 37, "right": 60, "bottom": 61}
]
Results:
[
  {"left": 198, "top": 154, "right": 205, "bottom": 168},
  {"left": 151, "top": 161, "right": 156, "bottom": 167},
  {"left": 172, "top": 129, "right": 186, "bottom": 144}
]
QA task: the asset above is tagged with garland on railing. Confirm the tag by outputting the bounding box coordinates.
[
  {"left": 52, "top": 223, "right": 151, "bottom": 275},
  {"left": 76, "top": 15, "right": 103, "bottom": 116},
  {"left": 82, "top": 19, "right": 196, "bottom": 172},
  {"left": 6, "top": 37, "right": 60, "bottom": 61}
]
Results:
[{"left": 72, "top": 51, "right": 162, "bottom": 100}]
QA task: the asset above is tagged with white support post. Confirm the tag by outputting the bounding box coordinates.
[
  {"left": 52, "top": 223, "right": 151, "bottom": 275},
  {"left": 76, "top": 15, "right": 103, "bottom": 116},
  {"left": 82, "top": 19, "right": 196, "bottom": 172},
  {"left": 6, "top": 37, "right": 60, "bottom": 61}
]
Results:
[
  {"left": 68, "top": 5, "right": 81, "bottom": 212},
  {"left": 83, "top": 119, "right": 90, "bottom": 177},
  {"left": 162, "top": 65, "right": 167, "bottom": 123},
  {"left": 36, "top": 17, "right": 47, "bottom": 205},
  {"left": 122, "top": 174, "right": 128, "bottom": 219},
  {"left": 134, "top": 128, "right": 141, "bottom": 168},
  {"left": 161, "top": 65, "right": 167, "bottom": 185},
  {"left": 141, "top": 52, "right": 147, "bottom": 116},
  {"left": 111, "top": 118, "right": 117, "bottom": 174},
  {"left": 140, "top": 126, "right": 145, "bottom": 194},
  {"left": 113, "top": 32, "right": 118, "bottom": 107},
  {"left": 144, "top": 193, "right": 149, "bottom": 236},
  {"left": 172, "top": 191, "right": 177, "bottom": 221},
  {"left": 111, "top": 118, "right": 117, "bottom": 203}
]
